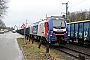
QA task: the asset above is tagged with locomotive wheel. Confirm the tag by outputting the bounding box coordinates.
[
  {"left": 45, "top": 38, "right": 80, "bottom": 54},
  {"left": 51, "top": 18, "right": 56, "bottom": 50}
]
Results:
[
  {"left": 32, "top": 38, "right": 34, "bottom": 44},
  {"left": 58, "top": 38, "right": 62, "bottom": 46},
  {"left": 29, "top": 36, "right": 30, "bottom": 42},
  {"left": 27, "top": 36, "right": 28, "bottom": 40}
]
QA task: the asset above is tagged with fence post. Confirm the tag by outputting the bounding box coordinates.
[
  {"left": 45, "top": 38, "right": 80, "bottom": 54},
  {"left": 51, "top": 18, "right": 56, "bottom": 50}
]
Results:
[
  {"left": 38, "top": 37, "right": 42, "bottom": 48},
  {"left": 46, "top": 41, "right": 49, "bottom": 53},
  {"left": 78, "top": 54, "right": 85, "bottom": 60}
]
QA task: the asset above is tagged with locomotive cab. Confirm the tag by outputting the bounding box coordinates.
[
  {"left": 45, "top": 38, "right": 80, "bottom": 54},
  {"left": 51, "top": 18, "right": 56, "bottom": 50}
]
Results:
[
  {"left": 52, "top": 18, "right": 66, "bottom": 44},
  {"left": 47, "top": 17, "right": 67, "bottom": 44}
]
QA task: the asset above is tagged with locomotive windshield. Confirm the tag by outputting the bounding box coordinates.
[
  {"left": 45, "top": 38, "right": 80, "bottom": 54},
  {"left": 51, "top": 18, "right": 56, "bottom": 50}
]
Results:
[{"left": 52, "top": 20, "right": 66, "bottom": 29}]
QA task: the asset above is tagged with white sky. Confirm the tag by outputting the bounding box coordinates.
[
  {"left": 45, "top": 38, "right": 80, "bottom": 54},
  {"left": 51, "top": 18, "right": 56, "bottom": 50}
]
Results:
[{"left": 3, "top": 0, "right": 90, "bottom": 28}]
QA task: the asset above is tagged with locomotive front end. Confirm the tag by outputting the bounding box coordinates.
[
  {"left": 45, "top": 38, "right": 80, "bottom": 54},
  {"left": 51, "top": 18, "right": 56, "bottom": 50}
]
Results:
[{"left": 49, "top": 17, "right": 67, "bottom": 44}]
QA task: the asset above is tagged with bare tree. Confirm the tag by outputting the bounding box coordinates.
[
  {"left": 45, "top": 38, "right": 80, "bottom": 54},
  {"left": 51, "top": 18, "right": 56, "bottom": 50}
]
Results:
[
  {"left": 0, "top": 19, "right": 5, "bottom": 29},
  {"left": 0, "top": 0, "right": 8, "bottom": 17},
  {"left": 88, "top": 10, "right": 90, "bottom": 19},
  {"left": 69, "top": 10, "right": 90, "bottom": 22},
  {"left": 69, "top": 12, "right": 76, "bottom": 22},
  {"left": 0, "top": 0, "right": 8, "bottom": 29}
]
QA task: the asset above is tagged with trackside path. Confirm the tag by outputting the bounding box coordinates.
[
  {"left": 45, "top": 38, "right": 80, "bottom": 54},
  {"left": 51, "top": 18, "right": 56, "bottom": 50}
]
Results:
[{"left": 0, "top": 32, "right": 24, "bottom": 60}]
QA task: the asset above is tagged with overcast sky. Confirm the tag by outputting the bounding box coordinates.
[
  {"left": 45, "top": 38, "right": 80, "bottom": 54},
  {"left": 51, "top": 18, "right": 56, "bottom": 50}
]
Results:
[{"left": 3, "top": 0, "right": 90, "bottom": 28}]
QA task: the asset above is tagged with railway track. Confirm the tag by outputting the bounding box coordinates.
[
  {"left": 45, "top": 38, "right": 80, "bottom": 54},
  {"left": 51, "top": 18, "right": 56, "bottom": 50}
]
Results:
[
  {"left": 51, "top": 44, "right": 90, "bottom": 60},
  {"left": 63, "top": 46, "right": 90, "bottom": 56},
  {"left": 55, "top": 48, "right": 78, "bottom": 59},
  {"left": 71, "top": 43, "right": 90, "bottom": 49}
]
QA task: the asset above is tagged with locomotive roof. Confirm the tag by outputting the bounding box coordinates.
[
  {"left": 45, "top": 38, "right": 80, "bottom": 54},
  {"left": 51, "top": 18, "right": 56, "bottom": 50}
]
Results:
[
  {"left": 33, "top": 21, "right": 40, "bottom": 26},
  {"left": 67, "top": 20, "right": 90, "bottom": 24},
  {"left": 47, "top": 16, "right": 65, "bottom": 20}
]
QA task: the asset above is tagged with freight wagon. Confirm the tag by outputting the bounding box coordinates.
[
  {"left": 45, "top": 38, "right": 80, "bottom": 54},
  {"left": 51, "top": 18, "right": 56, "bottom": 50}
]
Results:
[
  {"left": 16, "top": 28, "right": 24, "bottom": 35},
  {"left": 17, "top": 27, "right": 30, "bottom": 36},
  {"left": 25, "top": 27, "right": 30, "bottom": 40},
  {"left": 67, "top": 20, "right": 90, "bottom": 45}
]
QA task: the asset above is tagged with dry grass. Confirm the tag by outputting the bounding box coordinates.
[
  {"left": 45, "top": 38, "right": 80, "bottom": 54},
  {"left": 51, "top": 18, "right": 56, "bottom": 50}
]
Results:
[{"left": 17, "top": 38, "right": 65, "bottom": 60}]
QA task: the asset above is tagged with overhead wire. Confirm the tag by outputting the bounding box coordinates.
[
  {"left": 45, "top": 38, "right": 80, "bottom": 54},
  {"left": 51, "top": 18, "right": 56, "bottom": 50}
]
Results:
[
  {"left": 69, "top": 0, "right": 87, "bottom": 7},
  {"left": 48, "top": 0, "right": 88, "bottom": 16}
]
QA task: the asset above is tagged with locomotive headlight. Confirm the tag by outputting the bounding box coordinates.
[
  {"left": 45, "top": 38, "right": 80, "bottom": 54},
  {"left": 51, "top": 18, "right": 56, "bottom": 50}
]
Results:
[{"left": 50, "top": 35, "right": 52, "bottom": 36}]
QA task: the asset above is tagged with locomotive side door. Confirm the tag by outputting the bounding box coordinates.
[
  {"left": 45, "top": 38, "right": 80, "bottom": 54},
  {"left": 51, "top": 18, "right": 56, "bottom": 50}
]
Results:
[{"left": 45, "top": 22, "right": 48, "bottom": 38}]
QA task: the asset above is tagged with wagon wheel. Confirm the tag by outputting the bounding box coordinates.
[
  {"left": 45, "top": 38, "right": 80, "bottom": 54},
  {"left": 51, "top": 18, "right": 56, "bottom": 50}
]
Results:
[{"left": 84, "top": 40, "right": 89, "bottom": 45}]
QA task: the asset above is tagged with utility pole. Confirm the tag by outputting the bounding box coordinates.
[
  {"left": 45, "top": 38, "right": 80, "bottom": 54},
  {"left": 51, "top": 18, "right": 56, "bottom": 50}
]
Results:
[
  {"left": 26, "top": 19, "right": 28, "bottom": 27},
  {"left": 24, "top": 19, "right": 28, "bottom": 44},
  {"left": 46, "top": 14, "right": 47, "bottom": 18},
  {"left": 62, "top": 2, "right": 69, "bottom": 20}
]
